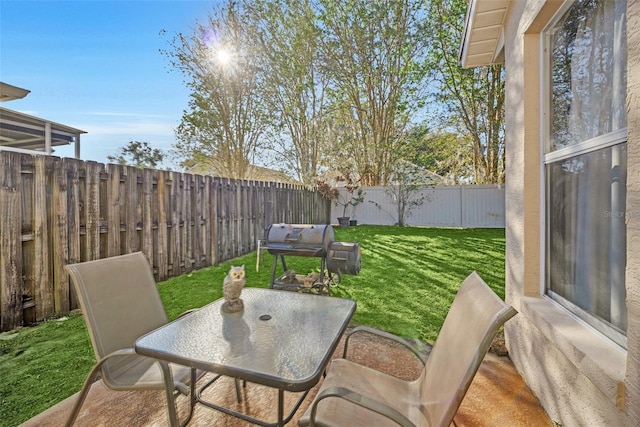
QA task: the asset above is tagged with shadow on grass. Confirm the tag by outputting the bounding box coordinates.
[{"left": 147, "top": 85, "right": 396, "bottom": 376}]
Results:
[{"left": 0, "top": 225, "right": 505, "bottom": 426}]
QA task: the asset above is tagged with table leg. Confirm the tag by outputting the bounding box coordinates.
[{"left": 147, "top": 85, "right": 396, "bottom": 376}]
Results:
[
  {"left": 278, "top": 389, "right": 285, "bottom": 427},
  {"left": 181, "top": 369, "right": 197, "bottom": 427}
]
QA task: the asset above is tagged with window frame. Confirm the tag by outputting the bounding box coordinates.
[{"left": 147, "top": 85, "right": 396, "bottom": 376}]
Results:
[{"left": 540, "top": 0, "right": 628, "bottom": 349}]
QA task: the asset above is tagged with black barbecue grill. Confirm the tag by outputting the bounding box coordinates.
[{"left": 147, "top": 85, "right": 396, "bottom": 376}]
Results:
[{"left": 261, "top": 223, "right": 361, "bottom": 294}]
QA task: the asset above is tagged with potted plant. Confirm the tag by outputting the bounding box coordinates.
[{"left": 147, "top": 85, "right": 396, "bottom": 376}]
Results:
[{"left": 317, "top": 172, "right": 365, "bottom": 227}]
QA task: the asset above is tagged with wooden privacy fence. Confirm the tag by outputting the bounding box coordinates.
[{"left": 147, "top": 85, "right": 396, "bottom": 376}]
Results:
[{"left": 0, "top": 151, "right": 329, "bottom": 332}]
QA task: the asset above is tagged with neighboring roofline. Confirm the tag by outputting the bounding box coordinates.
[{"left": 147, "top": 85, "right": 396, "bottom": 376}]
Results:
[
  {"left": 0, "top": 107, "right": 87, "bottom": 135},
  {"left": 0, "top": 82, "right": 31, "bottom": 102},
  {"left": 459, "top": 0, "right": 509, "bottom": 69},
  {"left": 0, "top": 107, "right": 87, "bottom": 157}
]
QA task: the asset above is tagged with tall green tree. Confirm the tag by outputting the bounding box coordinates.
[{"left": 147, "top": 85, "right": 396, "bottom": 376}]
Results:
[
  {"left": 163, "top": 0, "right": 448, "bottom": 184},
  {"left": 317, "top": 0, "right": 429, "bottom": 185},
  {"left": 247, "top": 0, "right": 331, "bottom": 185},
  {"left": 107, "top": 140, "right": 164, "bottom": 169},
  {"left": 424, "top": 0, "right": 505, "bottom": 184},
  {"left": 164, "top": 1, "right": 268, "bottom": 179},
  {"left": 401, "top": 124, "right": 473, "bottom": 184}
]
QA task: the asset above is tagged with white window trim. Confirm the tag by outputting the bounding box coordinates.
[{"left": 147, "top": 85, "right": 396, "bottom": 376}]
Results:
[
  {"left": 539, "top": 0, "right": 628, "bottom": 348},
  {"left": 547, "top": 289, "right": 627, "bottom": 348},
  {"left": 544, "top": 128, "right": 628, "bottom": 164}
]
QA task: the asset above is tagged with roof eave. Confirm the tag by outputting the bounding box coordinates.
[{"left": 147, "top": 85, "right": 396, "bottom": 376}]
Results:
[
  {"left": 459, "top": 0, "right": 510, "bottom": 69},
  {"left": 0, "top": 82, "right": 31, "bottom": 102}
]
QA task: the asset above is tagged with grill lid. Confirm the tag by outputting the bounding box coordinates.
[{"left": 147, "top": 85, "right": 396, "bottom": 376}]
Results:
[{"left": 264, "top": 224, "right": 335, "bottom": 257}]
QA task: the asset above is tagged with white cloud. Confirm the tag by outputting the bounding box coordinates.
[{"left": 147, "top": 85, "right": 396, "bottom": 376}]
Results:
[
  {"left": 81, "top": 120, "right": 176, "bottom": 138},
  {"left": 84, "top": 111, "right": 173, "bottom": 119}
]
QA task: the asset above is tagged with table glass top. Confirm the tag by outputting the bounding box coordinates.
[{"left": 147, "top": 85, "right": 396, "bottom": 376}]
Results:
[{"left": 136, "top": 288, "right": 356, "bottom": 391}]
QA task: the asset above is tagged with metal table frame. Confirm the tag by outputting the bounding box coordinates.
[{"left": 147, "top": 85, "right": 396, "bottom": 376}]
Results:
[{"left": 135, "top": 288, "right": 356, "bottom": 426}]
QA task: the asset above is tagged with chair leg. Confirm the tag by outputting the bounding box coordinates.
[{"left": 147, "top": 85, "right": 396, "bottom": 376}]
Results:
[
  {"left": 158, "top": 361, "right": 181, "bottom": 427},
  {"left": 234, "top": 379, "right": 243, "bottom": 403},
  {"left": 163, "top": 385, "right": 180, "bottom": 427},
  {"left": 65, "top": 364, "right": 103, "bottom": 427}
]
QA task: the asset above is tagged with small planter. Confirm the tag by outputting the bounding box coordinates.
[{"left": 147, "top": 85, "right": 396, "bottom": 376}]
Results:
[
  {"left": 349, "top": 219, "right": 357, "bottom": 226},
  {"left": 337, "top": 217, "right": 350, "bottom": 227}
]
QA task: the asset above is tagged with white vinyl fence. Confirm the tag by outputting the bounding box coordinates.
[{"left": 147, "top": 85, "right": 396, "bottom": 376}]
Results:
[{"left": 331, "top": 185, "right": 505, "bottom": 228}]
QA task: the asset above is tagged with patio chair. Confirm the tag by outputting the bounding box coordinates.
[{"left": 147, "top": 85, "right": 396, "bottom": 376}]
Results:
[
  {"left": 64, "top": 252, "right": 210, "bottom": 426},
  {"left": 298, "top": 271, "right": 517, "bottom": 427}
]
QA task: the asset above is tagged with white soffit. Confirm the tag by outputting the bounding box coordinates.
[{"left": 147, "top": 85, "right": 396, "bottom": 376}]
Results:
[
  {"left": 0, "top": 82, "right": 30, "bottom": 102},
  {"left": 460, "top": 0, "right": 509, "bottom": 69}
]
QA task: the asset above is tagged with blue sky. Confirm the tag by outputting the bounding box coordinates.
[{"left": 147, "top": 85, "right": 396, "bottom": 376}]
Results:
[{"left": 0, "top": 0, "right": 216, "bottom": 166}]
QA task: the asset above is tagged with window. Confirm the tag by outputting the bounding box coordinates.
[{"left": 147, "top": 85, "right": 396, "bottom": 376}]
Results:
[{"left": 544, "top": 0, "right": 627, "bottom": 348}]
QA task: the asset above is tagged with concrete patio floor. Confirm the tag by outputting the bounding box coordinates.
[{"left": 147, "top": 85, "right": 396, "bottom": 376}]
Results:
[{"left": 22, "top": 330, "right": 553, "bottom": 426}]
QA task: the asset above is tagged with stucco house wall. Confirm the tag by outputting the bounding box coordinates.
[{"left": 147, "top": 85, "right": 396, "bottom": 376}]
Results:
[{"left": 495, "top": 0, "right": 639, "bottom": 425}]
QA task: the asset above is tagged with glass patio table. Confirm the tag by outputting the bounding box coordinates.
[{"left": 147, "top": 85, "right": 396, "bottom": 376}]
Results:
[{"left": 135, "top": 287, "right": 356, "bottom": 427}]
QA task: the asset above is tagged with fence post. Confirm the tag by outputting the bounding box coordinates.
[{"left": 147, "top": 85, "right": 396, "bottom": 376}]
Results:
[
  {"left": 156, "top": 171, "right": 169, "bottom": 280},
  {"left": 34, "top": 156, "right": 53, "bottom": 322},
  {"left": 124, "top": 166, "right": 139, "bottom": 254},
  {"left": 141, "top": 168, "right": 154, "bottom": 265},
  {"left": 461, "top": 185, "right": 467, "bottom": 228},
  {"left": 52, "top": 157, "right": 70, "bottom": 314},
  {"left": 171, "top": 172, "right": 182, "bottom": 276},
  {"left": 84, "top": 161, "right": 101, "bottom": 261},
  {"left": 265, "top": 182, "right": 273, "bottom": 226},
  {"left": 63, "top": 158, "right": 81, "bottom": 309},
  {"left": 0, "top": 152, "right": 23, "bottom": 331},
  {"left": 107, "top": 164, "right": 121, "bottom": 257}
]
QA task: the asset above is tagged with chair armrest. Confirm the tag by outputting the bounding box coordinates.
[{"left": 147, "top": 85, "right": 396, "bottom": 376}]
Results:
[
  {"left": 100, "top": 348, "right": 192, "bottom": 394},
  {"left": 88, "top": 348, "right": 138, "bottom": 386},
  {"left": 343, "top": 326, "right": 427, "bottom": 365},
  {"left": 101, "top": 347, "right": 137, "bottom": 358},
  {"left": 309, "top": 386, "right": 415, "bottom": 427}
]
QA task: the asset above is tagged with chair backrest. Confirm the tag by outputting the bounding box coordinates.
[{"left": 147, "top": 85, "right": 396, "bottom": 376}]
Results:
[
  {"left": 65, "top": 252, "right": 169, "bottom": 362},
  {"left": 420, "top": 271, "right": 517, "bottom": 427}
]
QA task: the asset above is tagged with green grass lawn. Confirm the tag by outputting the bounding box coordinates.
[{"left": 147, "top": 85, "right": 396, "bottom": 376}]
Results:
[{"left": 0, "top": 225, "right": 505, "bottom": 426}]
